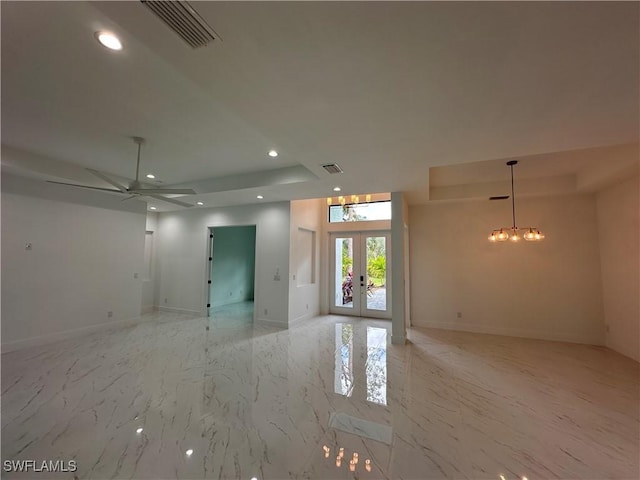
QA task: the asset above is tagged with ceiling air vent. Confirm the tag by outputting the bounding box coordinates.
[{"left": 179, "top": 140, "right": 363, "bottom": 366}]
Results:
[
  {"left": 489, "top": 195, "right": 509, "bottom": 200},
  {"left": 322, "top": 163, "right": 344, "bottom": 174},
  {"left": 141, "top": 0, "right": 218, "bottom": 49}
]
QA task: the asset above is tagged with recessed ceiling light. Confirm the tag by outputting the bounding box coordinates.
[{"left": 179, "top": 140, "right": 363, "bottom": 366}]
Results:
[
  {"left": 196, "top": 201, "right": 204, "bottom": 206},
  {"left": 95, "top": 31, "right": 123, "bottom": 51},
  {"left": 268, "top": 150, "right": 278, "bottom": 158},
  {"left": 146, "top": 174, "right": 155, "bottom": 179},
  {"left": 333, "top": 187, "right": 341, "bottom": 192},
  {"left": 256, "top": 195, "right": 264, "bottom": 199},
  {"left": 185, "top": 449, "right": 194, "bottom": 457},
  {"left": 149, "top": 206, "right": 157, "bottom": 210},
  {"left": 136, "top": 427, "right": 143, "bottom": 434}
]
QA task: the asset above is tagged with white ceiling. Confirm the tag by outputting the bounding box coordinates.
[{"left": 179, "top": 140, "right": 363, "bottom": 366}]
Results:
[{"left": 2, "top": 1, "right": 638, "bottom": 210}]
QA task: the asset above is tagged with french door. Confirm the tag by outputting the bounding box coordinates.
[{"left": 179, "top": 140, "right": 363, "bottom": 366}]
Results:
[{"left": 330, "top": 232, "right": 391, "bottom": 319}]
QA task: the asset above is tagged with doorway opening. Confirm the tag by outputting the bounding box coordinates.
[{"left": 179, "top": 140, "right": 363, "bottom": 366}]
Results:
[
  {"left": 207, "top": 225, "right": 257, "bottom": 326},
  {"left": 330, "top": 232, "right": 391, "bottom": 319}
]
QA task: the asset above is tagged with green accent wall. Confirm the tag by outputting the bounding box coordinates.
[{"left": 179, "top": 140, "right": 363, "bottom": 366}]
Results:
[{"left": 210, "top": 226, "right": 256, "bottom": 307}]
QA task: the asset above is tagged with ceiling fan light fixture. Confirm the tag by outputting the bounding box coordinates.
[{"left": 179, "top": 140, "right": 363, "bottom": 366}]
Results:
[
  {"left": 46, "top": 137, "right": 195, "bottom": 208},
  {"left": 95, "top": 31, "right": 122, "bottom": 51}
]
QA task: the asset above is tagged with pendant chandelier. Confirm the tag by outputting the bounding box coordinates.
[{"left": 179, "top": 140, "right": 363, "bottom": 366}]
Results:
[{"left": 488, "top": 160, "right": 545, "bottom": 243}]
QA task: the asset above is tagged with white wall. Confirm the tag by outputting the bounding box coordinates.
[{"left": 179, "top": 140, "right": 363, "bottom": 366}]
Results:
[
  {"left": 596, "top": 175, "right": 639, "bottom": 361},
  {"left": 154, "top": 202, "right": 290, "bottom": 326},
  {"left": 391, "top": 192, "right": 408, "bottom": 344},
  {"left": 289, "top": 199, "right": 324, "bottom": 325},
  {"left": 1, "top": 177, "right": 146, "bottom": 351},
  {"left": 409, "top": 194, "right": 605, "bottom": 344},
  {"left": 141, "top": 212, "right": 158, "bottom": 314}
]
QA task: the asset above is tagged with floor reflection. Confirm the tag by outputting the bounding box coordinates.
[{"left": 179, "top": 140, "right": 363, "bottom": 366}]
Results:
[
  {"left": 334, "top": 323, "right": 388, "bottom": 406},
  {"left": 366, "top": 326, "right": 387, "bottom": 405},
  {"left": 334, "top": 323, "right": 354, "bottom": 397}
]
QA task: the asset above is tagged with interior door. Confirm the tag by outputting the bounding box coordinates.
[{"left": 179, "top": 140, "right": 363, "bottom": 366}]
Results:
[{"left": 330, "top": 232, "right": 391, "bottom": 319}]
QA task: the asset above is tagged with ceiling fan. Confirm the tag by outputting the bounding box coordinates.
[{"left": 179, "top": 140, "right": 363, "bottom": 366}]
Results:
[{"left": 47, "top": 137, "right": 196, "bottom": 207}]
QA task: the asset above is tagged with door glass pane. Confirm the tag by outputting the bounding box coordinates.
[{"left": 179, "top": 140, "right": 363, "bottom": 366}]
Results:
[
  {"left": 335, "top": 237, "right": 354, "bottom": 308},
  {"left": 365, "top": 236, "right": 387, "bottom": 311}
]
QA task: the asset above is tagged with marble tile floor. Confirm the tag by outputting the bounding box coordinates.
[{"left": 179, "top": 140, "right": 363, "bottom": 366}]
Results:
[{"left": 1, "top": 312, "right": 638, "bottom": 479}]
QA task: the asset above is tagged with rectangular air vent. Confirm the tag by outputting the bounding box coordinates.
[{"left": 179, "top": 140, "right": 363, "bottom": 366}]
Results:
[
  {"left": 489, "top": 195, "right": 509, "bottom": 200},
  {"left": 141, "top": 0, "right": 218, "bottom": 49},
  {"left": 322, "top": 163, "right": 344, "bottom": 174}
]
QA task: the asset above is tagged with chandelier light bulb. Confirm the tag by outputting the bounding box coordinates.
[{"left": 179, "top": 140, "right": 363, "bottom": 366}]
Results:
[
  {"left": 510, "top": 233, "right": 520, "bottom": 242},
  {"left": 336, "top": 457, "right": 341, "bottom": 467}
]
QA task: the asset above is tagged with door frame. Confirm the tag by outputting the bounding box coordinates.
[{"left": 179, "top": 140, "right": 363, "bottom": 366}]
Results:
[
  {"left": 205, "top": 224, "right": 258, "bottom": 319},
  {"left": 329, "top": 231, "right": 392, "bottom": 319}
]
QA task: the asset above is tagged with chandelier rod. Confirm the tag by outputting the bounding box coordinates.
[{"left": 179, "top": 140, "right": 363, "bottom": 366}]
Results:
[{"left": 507, "top": 160, "right": 518, "bottom": 229}]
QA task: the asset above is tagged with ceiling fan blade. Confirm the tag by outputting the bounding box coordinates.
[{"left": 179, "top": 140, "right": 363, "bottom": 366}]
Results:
[
  {"left": 120, "top": 195, "right": 139, "bottom": 202},
  {"left": 47, "top": 181, "right": 123, "bottom": 193},
  {"left": 86, "top": 168, "right": 128, "bottom": 192},
  {"left": 130, "top": 188, "right": 196, "bottom": 195},
  {"left": 145, "top": 194, "right": 193, "bottom": 208}
]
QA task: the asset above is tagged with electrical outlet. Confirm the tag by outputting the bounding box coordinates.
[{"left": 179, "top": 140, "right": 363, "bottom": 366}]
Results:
[
  {"left": 230, "top": 292, "right": 233, "bottom": 296},
  {"left": 133, "top": 272, "right": 139, "bottom": 279},
  {"left": 264, "top": 308, "right": 268, "bottom": 315},
  {"left": 306, "top": 304, "right": 309, "bottom": 310},
  {"left": 107, "top": 311, "right": 113, "bottom": 318},
  {"left": 606, "top": 324, "right": 610, "bottom": 333},
  {"left": 164, "top": 298, "right": 168, "bottom": 304},
  {"left": 457, "top": 312, "right": 462, "bottom": 319}
]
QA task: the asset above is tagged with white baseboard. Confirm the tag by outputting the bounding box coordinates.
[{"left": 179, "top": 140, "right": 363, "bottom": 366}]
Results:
[
  {"left": 1, "top": 316, "right": 147, "bottom": 353},
  {"left": 255, "top": 317, "right": 287, "bottom": 328},
  {"left": 141, "top": 305, "right": 156, "bottom": 315},
  {"left": 412, "top": 320, "right": 603, "bottom": 345},
  {"left": 289, "top": 310, "right": 319, "bottom": 326},
  {"left": 156, "top": 306, "right": 202, "bottom": 317}
]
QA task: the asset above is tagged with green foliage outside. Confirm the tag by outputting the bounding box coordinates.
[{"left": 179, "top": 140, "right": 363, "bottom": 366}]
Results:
[
  {"left": 340, "top": 237, "right": 386, "bottom": 287},
  {"left": 367, "top": 255, "right": 386, "bottom": 286}
]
